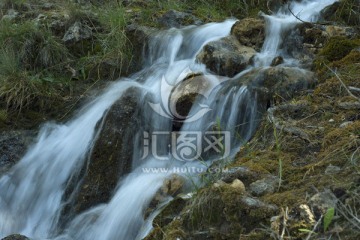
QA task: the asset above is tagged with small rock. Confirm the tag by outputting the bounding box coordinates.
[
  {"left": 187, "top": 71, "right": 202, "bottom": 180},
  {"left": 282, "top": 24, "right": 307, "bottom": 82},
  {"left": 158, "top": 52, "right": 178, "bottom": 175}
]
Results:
[
  {"left": 249, "top": 175, "right": 279, "bottom": 196},
  {"left": 309, "top": 190, "right": 338, "bottom": 218},
  {"left": 329, "top": 119, "right": 335, "bottom": 123},
  {"left": 241, "top": 196, "right": 278, "bottom": 212},
  {"left": 2, "top": 9, "right": 19, "bottom": 21},
  {"left": 325, "top": 165, "right": 341, "bottom": 175},
  {"left": 221, "top": 166, "right": 260, "bottom": 185},
  {"left": 339, "top": 121, "right": 353, "bottom": 128},
  {"left": 63, "top": 21, "right": 92, "bottom": 43},
  {"left": 270, "top": 56, "right": 284, "bottom": 66},
  {"left": 230, "top": 179, "right": 246, "bottom": 193},
  {"left": 34, "top": 14, "right": 47, "bottom": 24},
  {"left": 161, "top": 174, "right": 185, "bottom": 196}
]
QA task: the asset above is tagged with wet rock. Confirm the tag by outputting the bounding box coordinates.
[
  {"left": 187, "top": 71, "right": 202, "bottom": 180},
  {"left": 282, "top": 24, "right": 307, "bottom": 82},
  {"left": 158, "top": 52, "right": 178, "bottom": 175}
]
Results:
[
  {"left": 249, "top": 175, "right": 279, "bottom": 196},
  {"left": 158, "top": 10, "right": 202, "bottom": 28},
  {"left": 63, "top": 21, "right": 92, "bottom": 44},
  {"left": 196, "top": 36, "right": 256, "bottom": 77},
  {"left": 270, "top": 56, "right": 284, "bottom": 66},
  {"left": 73, "top": 87, "right": 142, "bottom": 214},
  {"left": 169, "top": 73, "right": 222, "bottom": 129},
  {"left": 309, "top": 190, "right": 338, "bottom": 219},
  {"left": 153, "top": 174, "right": 185, "bottom": 204},
  {"left": 231, "top": 18, "right": 265, "bottom": 51},
  {"left": 0, "top": 130, "right": 36, "bottom": 176},
  {"left": 126, "top": 24, "right": 157, "bottom": 71},
  {"left": 235, "top": 66, "right": 316, "bottom": 102},
  {"left": 1, "top": 234, "right": 29, "bottom": 240}
]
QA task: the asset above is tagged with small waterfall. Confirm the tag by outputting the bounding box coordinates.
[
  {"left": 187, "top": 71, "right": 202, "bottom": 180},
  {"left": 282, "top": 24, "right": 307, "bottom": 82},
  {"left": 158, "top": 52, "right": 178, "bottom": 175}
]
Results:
[
  {"left": 256, "top": 0, "right": 337, "bottom": 66},
  {"left": 0, "top": 1, "right": 337, "bottom": 239}
]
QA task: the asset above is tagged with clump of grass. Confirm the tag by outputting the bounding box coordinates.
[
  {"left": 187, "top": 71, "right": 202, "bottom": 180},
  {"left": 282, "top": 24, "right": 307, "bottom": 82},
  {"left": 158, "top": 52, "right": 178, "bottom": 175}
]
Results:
[
  {"left": 0, "top": 20, "right": 69, "bottom": 113},
  {"left": 80, "top": 2, "right": 130, "bottom": 80},
  {"left": 21, "top": 27, "right": 70, "bottom": 72},
  {"left": 0, "top": 47, "right": 42, "bottom": 112},
  {"left": 334, "top": 0, "right": 360, "bottom": 26}
]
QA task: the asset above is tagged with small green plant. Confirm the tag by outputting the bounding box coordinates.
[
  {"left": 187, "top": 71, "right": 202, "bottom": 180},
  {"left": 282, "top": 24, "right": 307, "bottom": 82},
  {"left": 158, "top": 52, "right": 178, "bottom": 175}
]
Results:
[{"left": 323, "top": 207, "right": 335, "bottom": 232}]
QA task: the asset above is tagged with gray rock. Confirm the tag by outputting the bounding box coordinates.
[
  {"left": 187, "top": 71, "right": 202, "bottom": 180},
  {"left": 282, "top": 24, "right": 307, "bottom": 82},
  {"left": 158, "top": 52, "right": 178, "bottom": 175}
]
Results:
[
  {"left": 242, "top": 196, "right": 278, "bottom": 211},
  {"left": 309, "top": 190, "right": 338, "bottom": 218},
  {"left": 0, "top": 130, "right": 36, "bottom": 176},
  {"left": 63, "top": 21, "right": 92, "bottom": 43},
  {"left": 158, "top": 10, "right": 202, "bottom": 28},
  {"left": 325, "top": 165, "right": 341, "bottom": 175},
  {"left": 249, "top": 175, "right": 279, "bottom": 196},
  {"left": 339, "top": 121, "right": 353, "bottom": 128},
  {"left": 2, "top": 9, "right": 19, "bottom": 21},
  {"left": 221, "top": 166, "right": 261, "bottom": 185},
  {"left": 196, "top": 36, "right": 256, "bottom": 77}
]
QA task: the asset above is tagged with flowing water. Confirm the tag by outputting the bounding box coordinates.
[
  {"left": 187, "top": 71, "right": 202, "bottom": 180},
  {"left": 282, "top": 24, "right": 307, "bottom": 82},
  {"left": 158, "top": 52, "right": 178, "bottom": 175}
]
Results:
[{"left": 0, "top": 0, "right": 337, "bottom": 239}]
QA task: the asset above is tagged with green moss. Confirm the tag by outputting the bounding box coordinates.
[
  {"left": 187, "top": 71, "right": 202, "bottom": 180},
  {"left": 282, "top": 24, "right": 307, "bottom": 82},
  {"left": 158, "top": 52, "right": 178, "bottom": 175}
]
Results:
[{"left": 318, "top": 37, "right": 360, "bottom": 62}]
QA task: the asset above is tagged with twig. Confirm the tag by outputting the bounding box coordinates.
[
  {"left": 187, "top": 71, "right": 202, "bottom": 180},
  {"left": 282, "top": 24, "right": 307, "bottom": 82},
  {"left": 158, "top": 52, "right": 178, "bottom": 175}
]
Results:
[
  {"left": 279, "top": 207, "right": 289, "bottom": 240},
  {"left": 305, "top": 215, "right": 323, "bottom": 240},
  {"left": 288, "top": 4, "right": 332, "bottom": 26},
  {"left": 324, "top": 64, "right": 360, "bottom": 101}
]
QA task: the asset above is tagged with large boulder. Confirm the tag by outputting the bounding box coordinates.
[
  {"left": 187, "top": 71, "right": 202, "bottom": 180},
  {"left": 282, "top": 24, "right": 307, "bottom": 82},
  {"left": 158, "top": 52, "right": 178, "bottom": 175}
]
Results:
[
  {"left": 73, "top": 87, "right": 142, "bottom": 214},
  {"left": 231, "top": 18, "right": 266, "bottom": 51},
  {"left": 196, "top": 36, "right": 256, "bottom": 77}
]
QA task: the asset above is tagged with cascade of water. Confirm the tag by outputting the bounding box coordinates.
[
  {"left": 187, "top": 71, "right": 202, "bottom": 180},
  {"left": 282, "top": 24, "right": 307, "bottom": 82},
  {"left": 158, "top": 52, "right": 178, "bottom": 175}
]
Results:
[
  {"left": 0, "top": 81, "right": 139, "bottom": 238},
  {"left": 0, "top": 1, "right": 337, "bottom": 239},
  {"left": 256, "top": 0, "right": 337, "bottom": 66}
]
